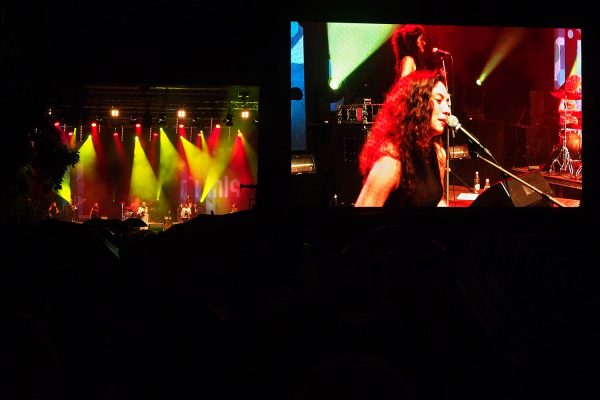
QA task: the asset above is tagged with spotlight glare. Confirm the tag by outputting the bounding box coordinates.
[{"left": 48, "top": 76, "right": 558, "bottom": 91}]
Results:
[
  {"left": 476, "top": 79, "right": 482, "bottom": 86},
  {"left": 329, "top": 78, "right": 341, "bottom": 90},
  {"left": 54, "top": 122, "right": 60, "bottom": 127}
]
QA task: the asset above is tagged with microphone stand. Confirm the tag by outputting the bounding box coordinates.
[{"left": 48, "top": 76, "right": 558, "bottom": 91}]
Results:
[
  {"left": 469, "top": 148, "right": 566, "bottom": 207},
  {"left": 439, "top": 55, "right": 452, "bottom": 205}
]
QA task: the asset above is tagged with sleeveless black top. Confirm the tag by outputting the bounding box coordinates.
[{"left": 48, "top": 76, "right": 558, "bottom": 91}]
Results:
[{"left": 384, "top": 143, "right": 443, "bottom": 207}]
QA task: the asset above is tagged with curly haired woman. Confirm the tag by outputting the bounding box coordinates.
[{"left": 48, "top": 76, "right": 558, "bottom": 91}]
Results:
[{"left": 355, "top": 70, "right": 450, "bottom": 207}]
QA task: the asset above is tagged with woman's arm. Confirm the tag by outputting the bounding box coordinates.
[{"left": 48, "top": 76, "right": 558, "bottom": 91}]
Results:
[
  {"left": 399, "top": 56, "right": 416, "bottom": 78},
  {"left": 355, "top": 156, "right": 401, "bottom": 207}
]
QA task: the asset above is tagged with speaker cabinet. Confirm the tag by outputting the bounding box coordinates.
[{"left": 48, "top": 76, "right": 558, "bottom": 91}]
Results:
[
  {"left": 470, "top": 171, "right": 554, "bottom": 207},
  {"left": 504, "top": 124, "right": 554, "bottom": 168},
  {"left": 323, "top": 124, "right": 370, "bottom": 206}
]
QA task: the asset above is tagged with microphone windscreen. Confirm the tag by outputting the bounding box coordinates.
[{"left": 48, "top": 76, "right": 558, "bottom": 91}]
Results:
[{"left": 447, "top": 115, "right": 459, "bottom": 128}]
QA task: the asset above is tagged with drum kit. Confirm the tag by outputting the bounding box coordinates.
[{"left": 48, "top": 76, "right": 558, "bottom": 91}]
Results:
[
  {"left": 336, "top": 98, "right": 383, "bottom": 125},
  {"left": 121, "top": 202, "right": 153, "bottom": 220},
  {"left": 547, "top": 88, "right": 582, "bottom": 179}
]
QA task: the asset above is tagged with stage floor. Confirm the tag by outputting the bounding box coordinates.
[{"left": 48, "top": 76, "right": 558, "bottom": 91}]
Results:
[
  {"left": 447, "top": 184, "right": 579, "bottom": 208},
  {"left": 512, "top": 166, "right": 581, "bottom": 200}
]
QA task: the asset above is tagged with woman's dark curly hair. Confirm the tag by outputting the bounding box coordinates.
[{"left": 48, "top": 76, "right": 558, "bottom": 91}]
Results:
[
  {"left": 391, "top": 24, "right": 426, "bottom": 77},
  {"left": 358, "top": 69, "right": 445, "bottom": 198}
]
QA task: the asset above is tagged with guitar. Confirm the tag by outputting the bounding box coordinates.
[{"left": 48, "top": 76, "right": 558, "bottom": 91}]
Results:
[
  {"left": 136, "top": 206, "right": 148, "bottom": 218},
  {"left": 70, "top": 198, "right": 86, "bottom": 211}
]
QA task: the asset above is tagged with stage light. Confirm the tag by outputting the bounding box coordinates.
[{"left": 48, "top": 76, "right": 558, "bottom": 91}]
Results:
[
  {"left": 111, "top": 108, "right": 120, "bottom": 118},
  {"left": 129, "top": 114, "right": 142, "bottom": 128},
  {"left": 179, "top": 123, "right": 184, "bottom": 128},
  {"left": 91, "top": 122, "right": 97, "bottom": 128},
  {"left": 241, "top": 109, "right": 249, "bottom": 119},
  {"left": 329, "top": 77, "right": 342, "bottom": 90},
  {"left": 177, "top": 109, "right": 186, "bottom": 118},
  {"left": 223, "top": 111, "right": 234, "bottom": 126},
  {"left": 237, "top": 130, "right": 242, "bottom": 137},
  {"left": 54, "top": 122, "right": 61, "bottom": 128},
  {"left": 215, "top": 123, "right": 221, "bottom": 129},
  {"left": 292, "top": 153, "right": 317, "bottom": 174},
  {"left": 157, "top": 114, "right": 167, "bottom": 126}
]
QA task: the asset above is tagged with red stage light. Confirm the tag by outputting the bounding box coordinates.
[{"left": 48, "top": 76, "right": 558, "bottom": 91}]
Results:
[
  {"left": 54, "top": 122, "right": 60, "bottom": 127},
  {"left": 91, "top": 122, "right": 97, "bottom": 127},
  {"left": 135, "top": 123, "right": 141, "bottom": 128}
]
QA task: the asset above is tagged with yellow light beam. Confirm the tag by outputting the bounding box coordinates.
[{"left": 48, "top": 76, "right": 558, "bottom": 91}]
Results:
[{"left": 478, "top": 27, "right": 526, "bottom": 84}]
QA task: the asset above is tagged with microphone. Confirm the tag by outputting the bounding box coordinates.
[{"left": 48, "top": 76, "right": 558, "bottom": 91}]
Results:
[
  {"left": 446, "top": 115, "right": 492, "bottom": 157},
  {"left": 432, "top": 47, "right": 451, "bottom": 56}
]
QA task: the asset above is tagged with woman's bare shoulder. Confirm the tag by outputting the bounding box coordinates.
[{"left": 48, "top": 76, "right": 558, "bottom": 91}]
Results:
[{"left": 355, "top": 156, "right": 401, "bottom": 207}]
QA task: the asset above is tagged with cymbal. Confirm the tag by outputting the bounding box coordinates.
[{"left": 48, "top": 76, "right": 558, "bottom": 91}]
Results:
[{"left": 551, "top": 90, "right": 582, "bottom": 100}]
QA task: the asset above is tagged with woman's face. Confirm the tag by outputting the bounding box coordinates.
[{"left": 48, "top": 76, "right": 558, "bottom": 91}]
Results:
[
  {"left": 430, "top": 81, "right": 451, "bottom": 136},
  {"left": 417, "top": 34, "right": 426, "bottom": 53}
]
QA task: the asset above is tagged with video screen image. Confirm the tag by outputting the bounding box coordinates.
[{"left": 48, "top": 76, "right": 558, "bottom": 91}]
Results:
[
  {"left": 44, "top": 85, "right": 259, "bottom": 224},
  {"left": 291, "top": 22, "right": 582, "bottom": 208}
]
